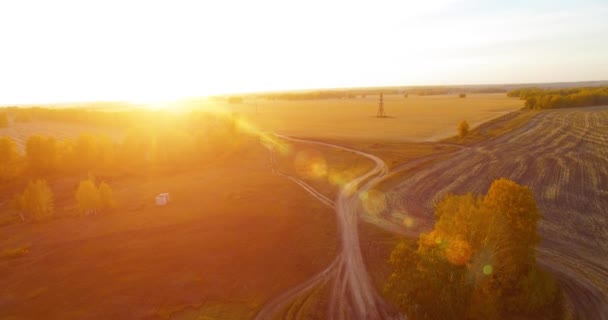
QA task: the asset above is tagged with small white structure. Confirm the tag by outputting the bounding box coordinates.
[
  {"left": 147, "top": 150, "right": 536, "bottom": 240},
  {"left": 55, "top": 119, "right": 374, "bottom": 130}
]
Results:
[{"left": 155, "top": 193, "right": 170, "bottom": 206}]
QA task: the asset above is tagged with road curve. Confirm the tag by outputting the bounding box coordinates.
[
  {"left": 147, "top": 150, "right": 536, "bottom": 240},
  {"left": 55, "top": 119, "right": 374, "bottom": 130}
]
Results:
[
  {"left": 257, "top": 107, "right": 608, "bottom": 319},
  {"left": 255, "top": 135, "right": 402, "bottom": 320}
]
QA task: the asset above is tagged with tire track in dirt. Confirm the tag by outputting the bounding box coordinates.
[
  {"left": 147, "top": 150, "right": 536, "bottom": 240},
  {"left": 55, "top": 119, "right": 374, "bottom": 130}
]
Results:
[
  {"left": 256, "top": 135, "right": 402, "bottom": 320},
  {"left": 382, "top": 106, "right": 608, "bottom": 319}
]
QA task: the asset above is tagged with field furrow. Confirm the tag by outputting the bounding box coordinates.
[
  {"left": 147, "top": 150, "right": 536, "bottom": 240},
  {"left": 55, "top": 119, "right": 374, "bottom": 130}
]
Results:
[{"left": 389, "top": 106, "right": 608, "bottom": 319}]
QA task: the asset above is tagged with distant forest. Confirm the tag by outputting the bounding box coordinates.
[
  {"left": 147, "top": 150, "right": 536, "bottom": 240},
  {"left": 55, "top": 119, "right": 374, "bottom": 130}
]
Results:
[
  {"left": 216, "top": 86, "right": 506, "bottom": 101},
  {"left": 508, "top": 86, "right": 608, "bottom": 109}
]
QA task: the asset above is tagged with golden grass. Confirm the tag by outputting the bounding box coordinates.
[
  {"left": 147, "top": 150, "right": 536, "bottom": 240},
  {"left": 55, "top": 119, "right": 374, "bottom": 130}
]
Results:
[
  {"left": 442, "top": 109, "right": 540, "bottom": 144},
  {"left": 0, "top": 144, "right": 337, "bottom": 319},
  {"left": 0, "top": 245, "right": 29, "bottom": 261},
  {"left": 0, "top": 120, "right": 122, "bottom": 150},
  {"left": 221, "top": 93, "right": 523, "bottom": 141}
]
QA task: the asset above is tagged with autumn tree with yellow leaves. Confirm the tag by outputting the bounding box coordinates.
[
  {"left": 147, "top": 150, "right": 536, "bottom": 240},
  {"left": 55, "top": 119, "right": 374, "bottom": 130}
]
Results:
[
  {"left": 384, "top": 178, "right": 563, "bottom": 319},
  {"left": 75, "top": 178, "right": 116, "bottom": 215},
  {"left": 13, "top": 180, "right": 54, "bottom": 221}
]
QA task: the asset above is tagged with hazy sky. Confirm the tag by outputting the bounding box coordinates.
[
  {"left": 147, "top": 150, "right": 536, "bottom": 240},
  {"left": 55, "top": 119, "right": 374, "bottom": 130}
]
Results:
[{"left": 0, "top": 0, "right": 607, "bottom": 104}]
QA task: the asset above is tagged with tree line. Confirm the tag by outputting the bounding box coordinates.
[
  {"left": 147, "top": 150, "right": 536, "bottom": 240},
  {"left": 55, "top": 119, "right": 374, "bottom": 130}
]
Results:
[
  {"left": 385, "top": 179, "right": 564, "bottom": 319},
  {"left": 0, "top": 111, "right": 245, "bottom": 180},
  {"left": 1, "top": 111, "right": 246, "bottom": 224},
  {"left": 12, "top": 177, "right": 115, "bottom": 222},
  {"left": 507, "top": 86, "right": 608, "bottom": 109},
  {"left": 1, "top": 107, "right": 195, "bottom": 129}
]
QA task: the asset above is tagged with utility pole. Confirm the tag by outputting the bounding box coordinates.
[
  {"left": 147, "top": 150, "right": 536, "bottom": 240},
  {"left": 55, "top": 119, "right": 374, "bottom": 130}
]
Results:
[{"left": 376, "top": 92, "right": 386, "bottom": 118}]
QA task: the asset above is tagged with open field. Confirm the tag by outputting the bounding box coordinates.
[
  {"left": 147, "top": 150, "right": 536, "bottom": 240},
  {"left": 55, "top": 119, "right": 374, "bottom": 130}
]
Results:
[
  {"left": 2, "top": 97, "right": 604, "bottom": 319},
  {"left": 272, "top": 139, "right": 375, "bottom": 200},
  {"left": 218, "top": 94, "right": 523, "bottom": 141},
  {"left": 0, "top": 120, "right": 123, "bottom": 150},
  {"left": 380, "top": 106, "right": 608, "bottom": 319},
  {"left": 0, "top": 144, "right": 338, "bottom": 319}
]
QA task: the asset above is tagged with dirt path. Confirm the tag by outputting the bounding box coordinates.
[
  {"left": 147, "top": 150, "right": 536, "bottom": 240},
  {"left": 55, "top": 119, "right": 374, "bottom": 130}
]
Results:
[
  {"left": 255, "top": 135, "right": 401, "bottom": 320},
  {"left": 256, "top": 106, "right": 608, "bottom": 319}
]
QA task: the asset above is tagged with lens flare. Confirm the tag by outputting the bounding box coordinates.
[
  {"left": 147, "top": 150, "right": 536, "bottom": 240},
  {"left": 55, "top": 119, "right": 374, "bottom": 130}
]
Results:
[
  {"left": 483, "top": 264, "right": 493, "bottom": 275},
  {"left": 359, "top": 189, "right": 386, "bottom": 216},
  {"left": 402, "top": 215, "right": 416, "bottom": 229},
  {"left": 294, "top": 149, "right": 327, "bottom": 179}
]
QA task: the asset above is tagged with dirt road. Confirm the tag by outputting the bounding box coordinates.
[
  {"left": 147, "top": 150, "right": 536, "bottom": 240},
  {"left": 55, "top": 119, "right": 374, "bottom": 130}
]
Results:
[
  {"left": 387, "top": 106, "right": 608, "bottom": 319},
  {"left": 256, "top": 106, "right": 608, "bottom": 319},
  {"left": 255, "top": 135, "right": 400, "bottom": 320}
]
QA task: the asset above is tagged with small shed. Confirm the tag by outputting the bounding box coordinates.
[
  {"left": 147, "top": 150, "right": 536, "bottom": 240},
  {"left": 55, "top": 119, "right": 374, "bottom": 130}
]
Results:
[{"left": 155, "top": 193, "right": 170, "bottom": 206}]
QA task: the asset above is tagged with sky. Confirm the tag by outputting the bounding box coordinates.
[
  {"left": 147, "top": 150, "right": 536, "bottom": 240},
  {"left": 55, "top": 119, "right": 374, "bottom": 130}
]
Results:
[{"left": 0, "top": 0, "right": 607, "bottom": 104}]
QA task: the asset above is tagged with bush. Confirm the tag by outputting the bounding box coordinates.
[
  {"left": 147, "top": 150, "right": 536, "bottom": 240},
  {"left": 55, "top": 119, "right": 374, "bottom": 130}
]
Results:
[
  {"left": 508, "top": 86, "right": 608, "bottom": 109},
  {"left": 14, "top": 180, "right": 54, "bottom": 221},
  {"left": 99, "top": 182, "right": 116, "bottom": 210},
  {"left": 458, "top": 120, "right": 470, "bottom": 138},
  {"left": 75, "top": 179, "right": 101, "bottom": 215},
  {"left": 0, "top": 137, "right": 21, "bottom": 180},
  {"left": 459, "top": 93, "right": 466, "bottom": 98}
]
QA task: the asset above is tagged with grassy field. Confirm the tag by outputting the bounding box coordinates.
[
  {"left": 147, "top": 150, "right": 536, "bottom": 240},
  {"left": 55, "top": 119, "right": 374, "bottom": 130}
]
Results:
[
  {"left": 382, "top": 106, "right": 608, "bottom": 318},
  {"left": 217, "top": 93, "right": 523, "bottom": 141},
  {"left": 0, "top": 93, "right": 531, "bottom": 319},
  {"left": 0, "top": 120, "right": 123, "bottom": 150},
  {"left": 0, "top": 143, "right": 338, "bottom": 319},
  {"left": 272, "top": 140, "right": 375, "bottom": 200}
]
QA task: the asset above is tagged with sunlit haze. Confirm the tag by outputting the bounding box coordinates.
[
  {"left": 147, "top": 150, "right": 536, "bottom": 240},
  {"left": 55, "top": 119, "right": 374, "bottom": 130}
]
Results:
[{"left": 1, "top": 0, "right": 607, "bottom": 104}]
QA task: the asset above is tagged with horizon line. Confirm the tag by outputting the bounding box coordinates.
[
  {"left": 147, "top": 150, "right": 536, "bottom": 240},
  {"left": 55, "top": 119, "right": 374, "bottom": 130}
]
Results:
[{"left": 1, "top": 79, "right": 607, "bottom": 107}]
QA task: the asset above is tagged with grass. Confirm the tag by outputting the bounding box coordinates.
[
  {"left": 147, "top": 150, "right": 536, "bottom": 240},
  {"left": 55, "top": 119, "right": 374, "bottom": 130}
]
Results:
[
  {"left": 275, "top": 282, "right": 329, "bottom": 320},
  {"left": 0, "top": 119, "right": 122, "bottom": 150},
  {"left": 358, "top": 221, "right": 412, "bottom": 296},
  {"left": 0, "top": 94, "right": 534, "bottom": 319},
  {"left": 273, "top": 140, "right": 375, "bottom": 199},
  {"left": 0, "top": 143, "right": 337, "bottom": 319},
  {"left": 168, "top": 302, "right": 255, "bottom": 320},
  {"left": 442, "top": 109, "right": 540, "bottom": 145},
  {"left": 220, "top": 93, "right": 523, "bottom": 141},
  {"left": 315, "top": 138, "right": 460, "bottom": 169},
  {"left": 0, "top": 245, "right": 29, "bottom": 261}
]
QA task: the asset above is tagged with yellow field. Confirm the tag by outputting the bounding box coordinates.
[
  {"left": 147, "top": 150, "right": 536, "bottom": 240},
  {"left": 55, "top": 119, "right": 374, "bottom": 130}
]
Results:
[
  {"left": 220, "top": 93, "right": 523, "bottom": 141},
  {"left": 0, "top": 120, "right": 123, "bottom": 150}
]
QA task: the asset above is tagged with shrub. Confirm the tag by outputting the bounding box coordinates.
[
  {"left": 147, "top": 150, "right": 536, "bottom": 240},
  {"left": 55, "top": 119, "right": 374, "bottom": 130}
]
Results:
[
  {"left": 14, "top": 180, "right": 54, "bottom": 221},
  {"left": 75, "top": 179, "right": 101, "bottom": 215},
  {"left": 458, "top": 120, "right": 470, "bottom": 138},
  {"left": 99, "top": 182, "right": 116, "bottom": 210}
]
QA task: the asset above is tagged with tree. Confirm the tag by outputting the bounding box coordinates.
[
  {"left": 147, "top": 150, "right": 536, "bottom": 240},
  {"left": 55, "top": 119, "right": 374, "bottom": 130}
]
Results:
[
  {"left": 75, "top": 179, "right": 101, "bottom": 215},
  {"left": 26, "top": 135, "right": 58, "bottom": 174},
  {"left": 98, "top": 182, "right": 116, "bottom": 210},
  {"left": 0, "top": 136, "right": 21, "bottom": 180},
  {"left": 96, "top": 135, "right": 116, "bottom": 168},
  {"left": 14, "top": 180, "right": 54, "bottom": 221},
  {"left": 75, "top": 134, "right": 99, "bottom": 171},
  {"left": 508, "top": 86, "right": 608, "bottom": 110},
  {"left": 385, "top": 179, "right": 562, "bottom": 319},
  {"left": 0, "top": 112, "right": 8, "bottom": 127},
  {"left": 458, "top": 120, "right": 470, "bottom": 138}
]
